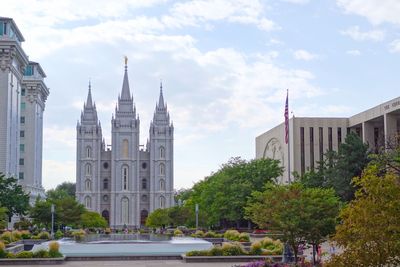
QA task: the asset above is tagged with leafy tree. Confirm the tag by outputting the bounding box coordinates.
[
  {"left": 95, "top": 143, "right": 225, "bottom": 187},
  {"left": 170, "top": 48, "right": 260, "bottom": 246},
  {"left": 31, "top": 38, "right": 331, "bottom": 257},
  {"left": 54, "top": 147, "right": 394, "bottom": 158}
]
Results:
[
  {"left": 0, "top": 173, "right": 30, "bottom": 222},
  {"left": 326, "top": 164, "right": 400, "bottom": 267},
  {"left": 180, "top": 157, "right": 283, "bottom": 228},
  {"left": 0, "top": 207, "right": 8, "bottom": 229},
  {"left": 30, "top": 199, "right": 52, "bottom": 228},
  {"left": 167, "top": 206, "right": 193, "bottom": 227},
  {"left": 246, "top": 183, "right": 340, "bottom": 264},
  {"left": 300, "top": 132, "right": 369, "bottom": 201},
  {"left": 54, "top": 182, "right": 76, "bottom": 198},
  {"left": 146, "top": 208, "right": 171, "bottom": 228},
  {"left": 81, "top": 211, "right": 107, "bottom": 228},
  {"left": 54, "top": 197, "right": 85, "bottom": 227}
]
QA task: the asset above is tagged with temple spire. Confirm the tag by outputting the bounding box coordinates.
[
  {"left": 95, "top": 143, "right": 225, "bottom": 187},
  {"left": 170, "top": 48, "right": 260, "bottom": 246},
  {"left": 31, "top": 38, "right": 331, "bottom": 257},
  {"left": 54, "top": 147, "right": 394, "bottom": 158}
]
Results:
[
  {"left": 121, "top": 56, "right": 131, "bottom": 100},
  {"left": 158, "top": 80, "right": 165, "bottom": 108},
  {"left": 86, "top": 80, "right": 93, "bottom": 108}
]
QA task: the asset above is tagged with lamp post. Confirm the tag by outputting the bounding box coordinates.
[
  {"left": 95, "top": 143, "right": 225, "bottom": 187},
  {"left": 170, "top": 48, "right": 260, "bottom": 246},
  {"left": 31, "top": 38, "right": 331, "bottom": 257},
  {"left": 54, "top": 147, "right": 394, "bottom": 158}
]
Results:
[
  {"left": 195, "top": 204, "right": 199, "bottom": 229},
  {"left": 51, "top": 204, "right": 55, "bottom": 239}
]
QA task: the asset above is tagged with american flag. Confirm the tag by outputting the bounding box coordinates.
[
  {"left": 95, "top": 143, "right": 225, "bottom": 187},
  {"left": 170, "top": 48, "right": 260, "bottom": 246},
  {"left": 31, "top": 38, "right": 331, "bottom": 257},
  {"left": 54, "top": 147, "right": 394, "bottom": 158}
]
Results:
[{"left": 284, "top": 90, "right": 289, "bottom": 144}]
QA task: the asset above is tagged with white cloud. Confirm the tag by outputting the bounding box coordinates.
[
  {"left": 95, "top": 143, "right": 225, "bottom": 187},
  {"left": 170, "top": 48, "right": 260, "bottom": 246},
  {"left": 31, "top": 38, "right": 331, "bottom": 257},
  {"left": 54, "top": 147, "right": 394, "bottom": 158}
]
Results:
[
  {"left": 341, "top": 26, "right": 384, "bottom": 42},
  {"left": 346, "top": 49, "right": 361, "bottom": 56},
  {"left": 389, "top": 39, "right": 400, "bottom": 53},
  {"left": 293, "top": 49, "right": 318, "bottom": 61},
  {"left": 281, "top": 0, "right": 310, "bottom": 4},
  {"left": 42, "top": 160, "right": 75, "bottom": 190},
  {"left": 337, "top": 0, "right": 400, "bottom": 26}
]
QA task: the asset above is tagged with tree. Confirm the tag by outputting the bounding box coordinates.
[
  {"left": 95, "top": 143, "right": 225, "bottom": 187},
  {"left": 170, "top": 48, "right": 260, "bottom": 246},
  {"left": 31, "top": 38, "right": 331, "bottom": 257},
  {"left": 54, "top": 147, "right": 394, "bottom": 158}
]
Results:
[
  {"left": 246, "top": 183, "right": 340, "bottom": 264},
  {"left": 300, "top": 132, "right": 369, "bottom": 201},
  {"left": 54, "top": 197, "right": 85, "bottom": 227},
  {"left": 0, "top": 207, "right": 8, "bottom": 229},
  {"left": 30, "top": 199, "right": 52, "bottom": 228},
  {"left": 180, "top": 157, "right": 283, "bottom": 228},
  {"left": 53, "top": 182, "right": 76, "bottom": 198},
  {"left": 145, "top": 208, "right": 171, "bottom": 228},
  {"left": 81, "top": 211, "right": 107, "bottom": 228},
  {"left": 325, "top": 164, "right": 400, "bottom": 267},
  {"left": 0, "top": 173, "right": 30, "bottom": 222}
]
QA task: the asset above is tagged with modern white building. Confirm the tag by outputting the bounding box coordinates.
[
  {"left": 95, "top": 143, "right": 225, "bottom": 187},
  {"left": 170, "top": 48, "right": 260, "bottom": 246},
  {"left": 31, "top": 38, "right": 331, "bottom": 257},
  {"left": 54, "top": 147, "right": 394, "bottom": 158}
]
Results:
[
  {"left": 256, "top": 96, "right": 400, "bottom": 183},
  {"left": 76, "top": 62, "right": 174, "bottom": 229},
  {"left": 0, "top": 17, "right": 48, "bottom": 202}
]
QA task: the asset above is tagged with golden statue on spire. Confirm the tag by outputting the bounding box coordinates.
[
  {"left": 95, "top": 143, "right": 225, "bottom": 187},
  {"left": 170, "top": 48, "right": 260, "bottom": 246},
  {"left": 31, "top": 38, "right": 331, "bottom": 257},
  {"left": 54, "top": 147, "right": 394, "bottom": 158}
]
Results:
[{"left": 124, "top": 55, "right": 128, "bottom": 66}]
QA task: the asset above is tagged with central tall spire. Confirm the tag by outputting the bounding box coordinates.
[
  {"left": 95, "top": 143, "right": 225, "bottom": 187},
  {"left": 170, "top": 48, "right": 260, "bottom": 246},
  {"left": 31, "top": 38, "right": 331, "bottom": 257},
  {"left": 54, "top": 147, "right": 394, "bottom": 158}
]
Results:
[
  {"left": 158, "top": 81, "right": 165, "bottom": 108},
  {"left": 121, "top": 56, "right": 131, "bottom": 100},
  {"left": 86, "top": 80, "right": 93, "bottom": 108}
]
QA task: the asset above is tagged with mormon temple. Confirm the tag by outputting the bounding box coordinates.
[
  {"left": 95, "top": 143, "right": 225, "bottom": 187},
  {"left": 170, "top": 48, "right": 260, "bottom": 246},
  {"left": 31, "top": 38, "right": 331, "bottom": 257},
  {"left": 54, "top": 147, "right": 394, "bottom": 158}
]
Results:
[{"left": 76, "top": 59, "right": 174, "bottom": 229}]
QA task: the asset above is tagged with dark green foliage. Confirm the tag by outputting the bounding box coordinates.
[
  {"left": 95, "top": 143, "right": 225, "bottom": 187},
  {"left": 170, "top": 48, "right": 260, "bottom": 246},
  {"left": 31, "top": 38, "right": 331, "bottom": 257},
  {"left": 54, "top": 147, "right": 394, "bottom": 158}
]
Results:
[
  {"left": 0, "top": 173, "right": 30, "bottom": 221},
  {"left": 16, "top": 251, "right": 33, "bottom": 258},
  {"left": 81, "top": 211, "right": 107, "bottom": 228},
  {"left": 54, "top": 230, "right": 63, "bottom": 240},
  {"left": 33, "top": 249, "right": 49, "bottom": 258}
]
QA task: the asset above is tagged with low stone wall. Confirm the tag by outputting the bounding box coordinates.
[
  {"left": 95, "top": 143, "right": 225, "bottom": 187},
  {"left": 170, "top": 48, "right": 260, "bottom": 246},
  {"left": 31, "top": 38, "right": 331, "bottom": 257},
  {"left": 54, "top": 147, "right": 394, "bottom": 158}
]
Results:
[
  {"left": 0, "top": 257, "right": 65, "bottom": 265},
  {"left": 66, "top": 255, "right": 181, "bottom": 261},
  {"left": 182, "top": 254, "right": 283, "bottom": 263}
]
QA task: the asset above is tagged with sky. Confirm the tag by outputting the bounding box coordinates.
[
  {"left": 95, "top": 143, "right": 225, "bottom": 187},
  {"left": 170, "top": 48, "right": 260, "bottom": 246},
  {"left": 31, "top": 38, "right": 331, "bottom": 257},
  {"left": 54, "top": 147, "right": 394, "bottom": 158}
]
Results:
[{"left": 3, "top": 0, "right": 400, "bottom": 190}]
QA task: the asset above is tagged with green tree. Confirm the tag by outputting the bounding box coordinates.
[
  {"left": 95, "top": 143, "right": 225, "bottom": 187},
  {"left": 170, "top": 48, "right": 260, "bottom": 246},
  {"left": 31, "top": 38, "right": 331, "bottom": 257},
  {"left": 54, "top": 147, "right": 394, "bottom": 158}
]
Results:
[
  {"left": 246, "top": 183, "right": 340, "bottom": 264},
  {"left": 300, "top": 132, "right": 369, "bottom": 201},
  {"left": 326, "top": 164, "right": 400, "bottom": 267},
  {"left": 167, "top": 206, "right": 193, "bottom": 227},
  {"left": 81, "top": 211, "right": 107, "bottom": 228},
  {"left": 30, "top": 199, "right": 52, "bottom": 228},
  {"left": 146, "top": 208, "right": 171, "bottom": 228},
  {"left": 0, "top": 173, "right": 30, "bottom": 222},
  {"left": 0, "top": 207, "right": 8, "bottom": 229},
  {"left": 54, "top": 197, "right": 85, "bottom": 227}
]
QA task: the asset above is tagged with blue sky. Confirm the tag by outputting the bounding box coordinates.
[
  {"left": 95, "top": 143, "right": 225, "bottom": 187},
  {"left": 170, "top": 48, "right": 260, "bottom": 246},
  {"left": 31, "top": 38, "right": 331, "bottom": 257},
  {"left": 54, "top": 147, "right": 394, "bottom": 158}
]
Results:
[{"left": 4, "top": 0, "right": 400, "bottom": 189}]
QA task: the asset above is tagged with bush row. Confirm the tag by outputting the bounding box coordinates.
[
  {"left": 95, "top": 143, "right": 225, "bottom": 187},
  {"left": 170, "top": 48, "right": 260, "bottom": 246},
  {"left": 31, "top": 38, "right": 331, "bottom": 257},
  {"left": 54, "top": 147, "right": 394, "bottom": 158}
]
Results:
[{"left": 0, "top": 241, "right": 62, "bottom": 259}]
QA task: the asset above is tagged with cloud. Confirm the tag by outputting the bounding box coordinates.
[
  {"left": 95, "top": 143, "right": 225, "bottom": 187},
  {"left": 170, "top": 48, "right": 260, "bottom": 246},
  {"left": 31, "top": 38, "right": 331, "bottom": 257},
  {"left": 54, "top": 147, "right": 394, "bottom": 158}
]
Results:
[
  {"left": 281, "top": 0, "right": 310, "bottom": 4},
  {"left": 42, "top": 160, "right": 75, "bottom": 190},
  {"left": 293, "top": 49, "right": 318, "bottom": 61},
  {"left": 346, "top": 49, "right": 361, "bottom": 56},
  {"left": 337, "top": 0, "right": 400, "bottom": 26},
  {"left": 340, "top": 26, "right": 384, "bottom": 42},
  {"left": 389, "top": 39, "right": 400, "bottom": 53}
]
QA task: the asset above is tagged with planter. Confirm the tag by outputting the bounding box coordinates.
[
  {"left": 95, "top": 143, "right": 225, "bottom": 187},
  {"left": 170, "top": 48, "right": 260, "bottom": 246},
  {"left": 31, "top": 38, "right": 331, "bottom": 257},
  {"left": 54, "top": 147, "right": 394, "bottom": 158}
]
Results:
[
  {"left": 182, "top": 254, "right": 283, "bottom": 263},
  {"left": 0, "top": 256, "right": 65, "bottom": 265}
]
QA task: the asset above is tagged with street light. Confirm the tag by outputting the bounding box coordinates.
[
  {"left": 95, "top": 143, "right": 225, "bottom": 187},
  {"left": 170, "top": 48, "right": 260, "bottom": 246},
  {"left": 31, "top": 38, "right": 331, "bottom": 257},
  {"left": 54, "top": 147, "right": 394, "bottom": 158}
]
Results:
[
  {"left": 51, "top": 204, "right": 55, "bottom": 239},
  {"left": 195, "top": 204, "right": 199, "bottom": 229}
]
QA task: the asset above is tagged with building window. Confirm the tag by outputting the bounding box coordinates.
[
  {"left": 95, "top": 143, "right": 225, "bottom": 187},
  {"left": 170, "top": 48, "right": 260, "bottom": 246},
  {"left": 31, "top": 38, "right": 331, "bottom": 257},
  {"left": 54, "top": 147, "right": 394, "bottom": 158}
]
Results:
[
  {"left": 20, "top": 144, "right": 25, "bottom": 153},
  {"left": 85, "top": 179, "right": 91, "bottom": 191},
  {"left": 159, "top": 163, "right": 165, "bottom": 175},
  {"left": 159, "top": 196, "right": 165, "bottom": 208},
  {"left": 121, "top": 197, "right": 129, "bottom": 224},
  {"left": 141, "top": 195, "right": 147, "bottom": 202},
  {"left": 19, "top": 158, "right": 24, "bottom": 165},
  {"left": 20, "top": 131, "right": 25, "bottom": 138},
  {"left": 85, "top": 164, "right": 92, "bottom": 175},
  {"left": 122, "top": 166, "right": 128, "bottom": 190},
  {"left": 309, "top": 127, "right": 314, "bottom": 171},
  {"left": 319, "top": 127, "right": 324, "bottom": 161},
  {"left": 24, "top": 65, "right": 34, "bottom": 76},
  {"left": 103, "top": 178, "right": 109, "bottom": 190},
  {"left": 103, "top": 195, "right": 108, "bottom": 202},
  {"left": 0, "top": 22, "right": 4, "bottom": 36},
  {"left": 328, "top": 127, "right": 333, "bottom": 151},
  {"left": 160, "top": 146, "right": 165, "bottom": 158},
  {"left": 84, "top": 196, "right": 91, "bottom": 209},
  {"left": 300, "top": 127, "right": 305, "bottom": 175},
  {"left": 103, "top": 162, "right": 109, "bottom": 169},
  {"left": 86, "top": 146, "right": 92, "bottom": 158},
  {"left": 19, "top": 172, "right": 24, "bottom": 180},
  {"left": 21, "top": 88, "right": 26, "bottom": 96},
  {"left": 337, "top": 128, "right": 342, "bottom": 145},
  {"left": 142, "top": 162, "right": 147, "bottom": 169},
  {"left": 21, "top": 102, "right": 26, "bottom": 111},
  {"left": 122, "top": 139, "right": 129, "bottom": 158},
  {"left": 20, "top": 116, "right": 25, "bottom": 124},
  {"left": 159, "top": 179, "right": 165, "bottom": 190},
  {"left": 142, "top": 178, "right": 147, "bottom": 189}
]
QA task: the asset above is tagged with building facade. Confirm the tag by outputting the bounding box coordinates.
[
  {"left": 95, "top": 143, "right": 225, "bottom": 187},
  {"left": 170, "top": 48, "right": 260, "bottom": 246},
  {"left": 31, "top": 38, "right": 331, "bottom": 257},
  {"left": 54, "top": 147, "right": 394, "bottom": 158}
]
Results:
[
  {"left": 0, "top": 17, "right": 48, "bottom": 203},
  {"left": 256, "top": 96, "right": 400, "bottom": 183},
  {"left": 76, "top": 63, "right": 174, "bottom": 229}
]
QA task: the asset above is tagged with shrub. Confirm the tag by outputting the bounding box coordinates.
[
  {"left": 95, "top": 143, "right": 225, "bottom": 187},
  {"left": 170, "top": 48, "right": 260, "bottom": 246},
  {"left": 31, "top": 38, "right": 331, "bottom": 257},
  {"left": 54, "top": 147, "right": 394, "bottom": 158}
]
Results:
[
  {"left": 250, "top": 241, "right": 262, "bottom": 255},
  {"left": 186, "top": 250, "right": 210, "bottom": 256},
  {"left": 6, "top": 252, "right": 16, "bottom": 258},
  {"left": 0, "top": 231, "right": 13, "bottom": 243},
  {"left": 12, "top": 230, "right": 22, "bottom": 241},
  {"left": 48, "top": 241, "right": 62, "bottom": 258},
  {"left": 20, "top": 230, "right": 31, "bottom": 239},
  {"left": 54, "top": 230, "right": 63, "bottom": 240},
  {"left": 33, "top": 249, "right": 49, "bottom": 258},
  {"left": 0, "top": 241, "right": 6, "bottom": 258},
  {"left": 209, "top": 246, "right": 223, "bottom": 256},
  {"left": 173, "top": 229, "right": 183, "bottom": 236},
  {"left": 16, "top": 251, "right": 33, "bottom": 258},
  {"left": 238, "top": 232, "right": 250, "bottom": 242},
  {"left": 72, "top": 229, "right": 86, "bottom": 241},
  {"left": 221, "top": 242, "right": 246, "bottom": 256},
  {"left": 204, "top": 231, "right": 217, "bottom": 238},
  {"left": 194, "top": 230, "right": 204, "bottom": 237},
  {"left": 224, "top": 230, "right": 240, "bottom": 241},
  {"left": 38, "top": 231, "right": 51, "bottom": 240}
]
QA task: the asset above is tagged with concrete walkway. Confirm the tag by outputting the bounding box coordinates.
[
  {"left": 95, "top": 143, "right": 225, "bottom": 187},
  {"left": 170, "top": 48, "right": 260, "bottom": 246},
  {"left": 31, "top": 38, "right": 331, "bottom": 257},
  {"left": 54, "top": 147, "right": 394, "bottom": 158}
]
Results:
[{"left": 23, "top": 260, "right": 244, "bottom": 267}]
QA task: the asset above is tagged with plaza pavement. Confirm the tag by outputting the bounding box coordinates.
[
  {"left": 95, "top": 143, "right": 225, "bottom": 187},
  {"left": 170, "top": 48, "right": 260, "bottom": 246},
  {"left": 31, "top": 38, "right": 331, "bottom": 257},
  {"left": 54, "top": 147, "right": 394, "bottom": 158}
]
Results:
[{"left": 23, "top": 260, "right": 243, "bottom": 267}]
